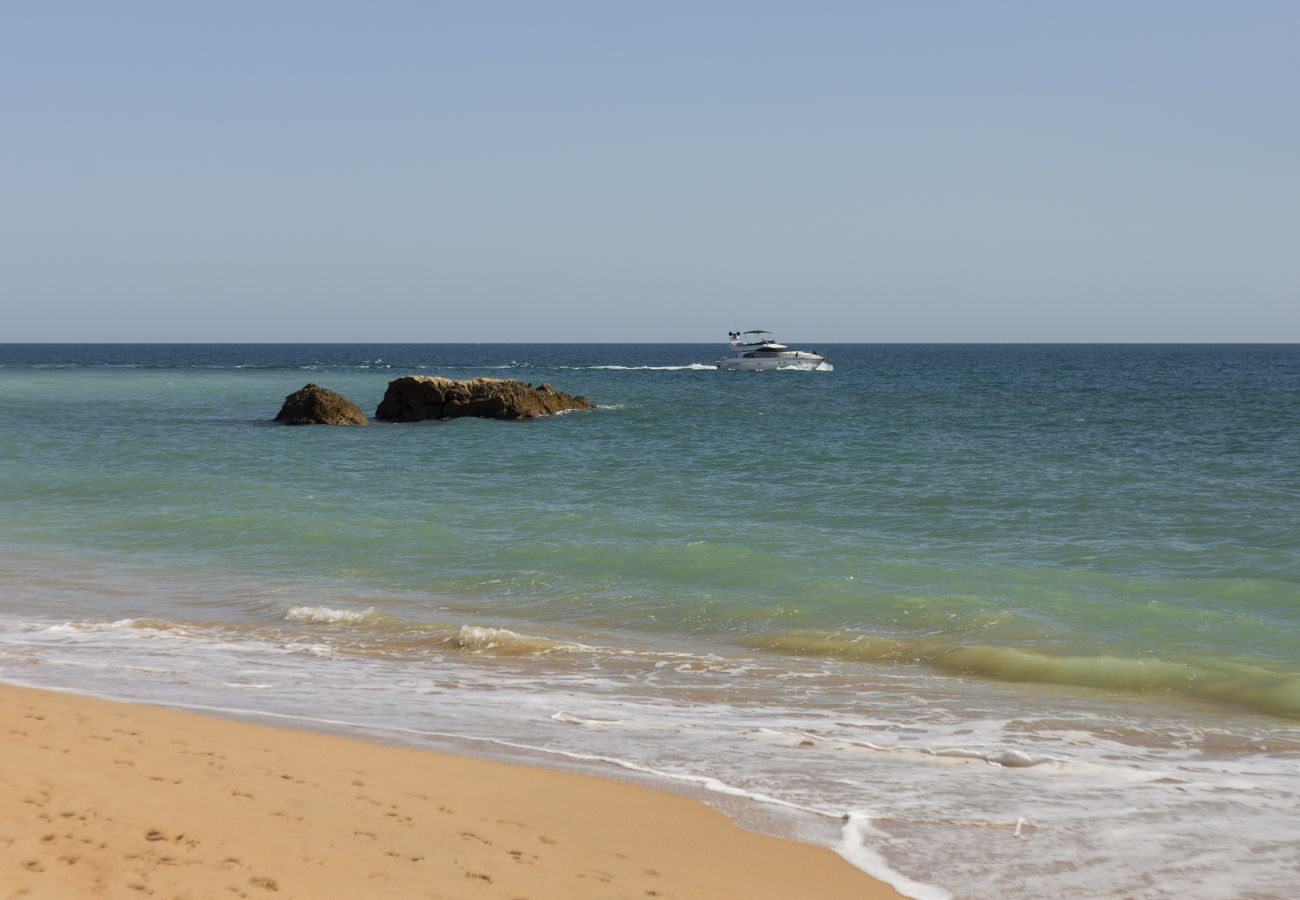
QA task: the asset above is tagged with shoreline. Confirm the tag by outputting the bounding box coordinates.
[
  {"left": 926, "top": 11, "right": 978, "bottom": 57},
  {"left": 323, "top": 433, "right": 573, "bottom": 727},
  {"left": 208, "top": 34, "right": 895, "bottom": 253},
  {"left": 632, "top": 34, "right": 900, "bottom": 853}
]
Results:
[{"left": 0, "top": 681, "right": 901, "bottom": 899}]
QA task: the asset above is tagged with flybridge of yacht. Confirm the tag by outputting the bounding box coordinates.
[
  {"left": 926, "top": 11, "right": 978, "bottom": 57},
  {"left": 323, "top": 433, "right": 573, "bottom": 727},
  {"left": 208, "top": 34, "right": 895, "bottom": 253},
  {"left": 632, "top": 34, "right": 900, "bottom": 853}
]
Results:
[{"left": 727, "top": 330, "right": 785, "bottom": 349}]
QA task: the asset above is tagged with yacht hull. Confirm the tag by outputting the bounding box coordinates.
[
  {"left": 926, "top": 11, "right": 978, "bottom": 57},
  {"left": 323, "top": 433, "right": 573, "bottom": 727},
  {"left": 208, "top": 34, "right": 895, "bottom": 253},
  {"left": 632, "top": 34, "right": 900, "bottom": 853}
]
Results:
[{"left": 715, "top": 356, "right": 826, "bottom": 372}]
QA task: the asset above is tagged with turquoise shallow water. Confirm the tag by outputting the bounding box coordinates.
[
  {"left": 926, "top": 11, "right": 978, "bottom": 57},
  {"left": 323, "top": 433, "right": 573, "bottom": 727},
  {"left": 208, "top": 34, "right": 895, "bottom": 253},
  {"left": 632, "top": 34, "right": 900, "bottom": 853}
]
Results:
[{"left": 1, "top": 343, "right": 1298, "bottom": 897}]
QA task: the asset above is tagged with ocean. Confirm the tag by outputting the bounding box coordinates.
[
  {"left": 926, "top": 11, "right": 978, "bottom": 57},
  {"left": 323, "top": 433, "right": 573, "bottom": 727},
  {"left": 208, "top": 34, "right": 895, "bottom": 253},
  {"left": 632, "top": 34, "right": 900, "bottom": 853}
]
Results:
[{"left": 1, "top": 343, "right": 1297, "bottom": 898}]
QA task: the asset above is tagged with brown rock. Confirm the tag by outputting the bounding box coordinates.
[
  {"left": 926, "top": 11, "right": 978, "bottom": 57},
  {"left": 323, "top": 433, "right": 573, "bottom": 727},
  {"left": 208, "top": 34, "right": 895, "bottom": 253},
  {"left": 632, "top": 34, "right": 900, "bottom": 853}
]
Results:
[
  {"left": 374, "top": 376, "right": 594, "bottom": 422},
  {"left": 274, "top": 383, "right": 368, "bottom": 426}
]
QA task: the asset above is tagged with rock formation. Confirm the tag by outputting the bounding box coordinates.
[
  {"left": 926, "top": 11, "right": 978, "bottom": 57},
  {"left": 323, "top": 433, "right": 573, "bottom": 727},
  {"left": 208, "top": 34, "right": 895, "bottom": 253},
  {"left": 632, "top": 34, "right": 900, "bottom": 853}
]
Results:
[
  {"left": 274, "top": 383, "right": 369, "bottom": 426},
  {"left": 374, "top": 376, "right": 594, "bottom": 422}
]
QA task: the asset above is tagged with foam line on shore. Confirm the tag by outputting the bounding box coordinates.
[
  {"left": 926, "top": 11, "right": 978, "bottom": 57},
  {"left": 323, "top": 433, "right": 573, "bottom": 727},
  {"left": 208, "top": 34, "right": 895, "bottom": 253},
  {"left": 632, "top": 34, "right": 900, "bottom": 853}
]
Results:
[{"left": 839, "top": 814, "right": 953, "bottom": 900}]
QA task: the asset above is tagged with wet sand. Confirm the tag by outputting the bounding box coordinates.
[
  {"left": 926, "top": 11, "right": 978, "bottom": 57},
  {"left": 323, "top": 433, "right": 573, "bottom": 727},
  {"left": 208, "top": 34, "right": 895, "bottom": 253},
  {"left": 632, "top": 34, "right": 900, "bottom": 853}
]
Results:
[{"left": 0, "top": 682, "right": 899, "bottom": 898}]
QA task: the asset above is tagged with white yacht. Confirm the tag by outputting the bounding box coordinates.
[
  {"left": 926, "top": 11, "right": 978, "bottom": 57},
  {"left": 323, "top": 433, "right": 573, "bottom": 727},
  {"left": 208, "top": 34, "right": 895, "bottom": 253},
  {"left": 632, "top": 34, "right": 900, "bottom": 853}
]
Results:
[{"left": 715, "top": 330, "right": 829, "bottom": 371}]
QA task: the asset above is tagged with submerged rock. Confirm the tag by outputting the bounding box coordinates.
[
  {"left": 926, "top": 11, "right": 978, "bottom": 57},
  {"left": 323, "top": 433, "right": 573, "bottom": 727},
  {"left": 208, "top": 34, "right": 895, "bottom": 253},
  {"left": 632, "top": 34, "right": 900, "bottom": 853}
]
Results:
[
  {"left": 374, "top": 376, "right": 594, "bottom": 422},
  {"left": 274, "top": 383, "right": 368, "bottom": 426}
]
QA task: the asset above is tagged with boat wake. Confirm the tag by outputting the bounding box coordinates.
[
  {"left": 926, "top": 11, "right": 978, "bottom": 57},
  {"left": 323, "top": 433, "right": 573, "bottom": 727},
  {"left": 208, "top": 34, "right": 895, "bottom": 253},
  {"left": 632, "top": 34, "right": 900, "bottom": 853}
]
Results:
[{"left": 581, "top": 364, "right": 716, "bottom": 371}]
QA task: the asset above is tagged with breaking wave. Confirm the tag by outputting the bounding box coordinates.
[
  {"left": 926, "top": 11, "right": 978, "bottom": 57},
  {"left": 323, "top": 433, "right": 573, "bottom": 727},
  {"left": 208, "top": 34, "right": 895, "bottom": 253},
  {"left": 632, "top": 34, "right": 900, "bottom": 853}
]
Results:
[
  {"left": 450, "top": 625, "right": 582, "bottom": 655},
  {"left": 742, "top": 630, "right": 1300, "bottom": 718},
  {"left": 279, "top": 607, "right": 587, "bottom": 658},
  {"left": 284, "top": 605, "right": 397, "bottom": 626}
]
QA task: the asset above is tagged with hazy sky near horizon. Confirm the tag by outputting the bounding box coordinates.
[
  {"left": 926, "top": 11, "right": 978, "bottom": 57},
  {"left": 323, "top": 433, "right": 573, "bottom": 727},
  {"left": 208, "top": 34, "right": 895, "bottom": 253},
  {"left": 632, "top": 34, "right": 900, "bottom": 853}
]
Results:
[{"left": 2, "top": 2, "right": 1297, "bottom": 342}]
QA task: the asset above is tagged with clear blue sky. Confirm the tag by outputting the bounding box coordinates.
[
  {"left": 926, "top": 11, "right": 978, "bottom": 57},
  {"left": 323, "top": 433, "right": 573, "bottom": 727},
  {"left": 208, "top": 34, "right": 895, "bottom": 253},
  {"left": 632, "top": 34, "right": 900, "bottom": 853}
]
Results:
[{"left": 2, "top": 1, "right": 1296, "bottom": 342}]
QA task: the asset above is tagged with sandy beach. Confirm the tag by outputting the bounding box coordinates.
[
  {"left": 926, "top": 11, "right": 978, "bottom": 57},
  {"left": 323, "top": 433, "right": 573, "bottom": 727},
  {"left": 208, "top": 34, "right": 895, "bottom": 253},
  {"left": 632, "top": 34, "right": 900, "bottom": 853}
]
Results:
[{"left": 0, "top": 682, "right": 896, "bottom": 899}]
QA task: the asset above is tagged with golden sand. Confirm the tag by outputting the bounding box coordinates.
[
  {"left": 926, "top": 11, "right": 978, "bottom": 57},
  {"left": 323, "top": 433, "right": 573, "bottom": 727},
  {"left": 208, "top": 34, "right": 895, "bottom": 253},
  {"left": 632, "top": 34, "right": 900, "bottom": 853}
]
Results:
[{"left": 0, "top": 683, "right": 898, "bottom": 898}]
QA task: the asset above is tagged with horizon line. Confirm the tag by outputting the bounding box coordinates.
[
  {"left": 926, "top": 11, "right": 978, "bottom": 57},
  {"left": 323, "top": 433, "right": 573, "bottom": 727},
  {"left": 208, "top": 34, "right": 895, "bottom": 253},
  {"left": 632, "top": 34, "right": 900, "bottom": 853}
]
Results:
[{"left": 2, "top": 340, "right": 1299, "bottom": 347}]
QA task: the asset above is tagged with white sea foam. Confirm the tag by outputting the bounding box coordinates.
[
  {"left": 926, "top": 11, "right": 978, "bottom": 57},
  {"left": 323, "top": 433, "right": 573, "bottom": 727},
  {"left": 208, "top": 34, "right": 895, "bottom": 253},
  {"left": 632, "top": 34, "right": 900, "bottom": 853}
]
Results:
[
  {"left": 838, "top": 814, "right": 952, "bottom": 900},
  {"left": 550, "top": 710, "right": 623, "bottom": 726},
  {"left": 788, "top": 730, "right": 1178, "bottom": 784},
  {"left": 284, "top": 605, "right": 380, "bottom": 625},
  {"left": 44, "top": 618, "right": 181, "bottom": 636}
]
